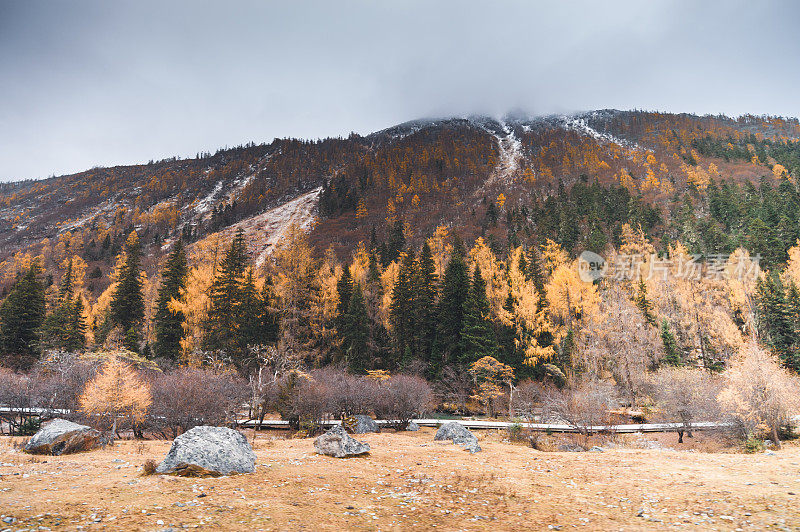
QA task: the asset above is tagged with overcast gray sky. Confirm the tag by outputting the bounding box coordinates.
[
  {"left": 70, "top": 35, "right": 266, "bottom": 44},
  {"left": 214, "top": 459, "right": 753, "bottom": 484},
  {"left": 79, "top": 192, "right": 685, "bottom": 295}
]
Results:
[{"left": 1, "top": 0, "right": 799, "bottom": 182}]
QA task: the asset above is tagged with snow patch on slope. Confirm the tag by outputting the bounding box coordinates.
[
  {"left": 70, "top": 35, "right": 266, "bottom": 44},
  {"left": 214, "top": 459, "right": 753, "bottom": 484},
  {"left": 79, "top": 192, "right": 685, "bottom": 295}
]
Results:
[
  {"left": 59, "top": 197, "right": 117, "bottom": 233},
  {"left": 493, "top": 121, "right": 523, "bottom": 185},
  {"left": 214, "top": 187, "right": 322, "bottom": 267},
  {"left": 195, "top": 180, "right": 225, "bottom": 215},
  {"left": 561, "top": 114, "right": 645, "bottom": 152},
  {"left": 471, "top": 118, "right": 523, "bottom": 187}
]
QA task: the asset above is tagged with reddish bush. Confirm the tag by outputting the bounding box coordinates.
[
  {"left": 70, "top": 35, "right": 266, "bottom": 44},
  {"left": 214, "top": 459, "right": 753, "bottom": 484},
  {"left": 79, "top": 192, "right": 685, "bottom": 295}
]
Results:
[
  {"left": 374, "top": 374, "right": 434, "bottom": 429},
  {"left": 148, "top": 368, "right": 248, "bottom": 438}
]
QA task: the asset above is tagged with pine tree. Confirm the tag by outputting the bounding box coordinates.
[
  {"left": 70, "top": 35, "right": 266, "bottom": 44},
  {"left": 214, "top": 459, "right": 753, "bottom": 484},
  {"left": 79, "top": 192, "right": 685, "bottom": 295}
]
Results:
[
  {"left": 526, "top": 245, "right": 546, "bottom": 300},
  {"left": 43, "top": 258, "right": 86, "bottom": 352},
  {"left": 153, "top": 239, "right": 188, "bottom": 361},
  {"left": 336, "top": 266, "right": 353, "bottom": 328},
  {"left": 460, "top": 265, "right": 498, "bottom": 364},
  {"left": 498, "top": 291, "right": 522, "bottom": 370},
  {"left": 238, "top": 268, "right": 267, "bottom": 358},
  {"left": 389, "top": 249, "right": 416, "bottom": 367},
  {"left": 204, "top": 229, "right": 248, "bottom": 355},
  {"left": 756, "top": 273, "right": 797, "bottom": 369},
  {"left": 386, "top": 218, "right": 406, "bottom": 263},
  {"left": 65, "top": 296, "right": 87, "bottom": 352},
  {"left": 413, "top": 242, "right": 438, "bottom": 365},
  {"left": 110, "top": 232, "right": 145, "bottom": 351},
  {"left": 58, "top": 259, "right": 74, "bottom": 300},
  {"left": 432, "top": 245, "right": 470, "bottom": 372},
  {"left": 0, "top": 262, "right": 46, "bottom": 365},
  {"left": 660, "top": 319, "right": 681, "bottom": 366},
  {"left": 259, "top": 275, "right": 280, "bottom": 346},
  {"left": 342, "top": 283, "right": 370, "bottom": 372},
  {"left": 635, "top": 279, "right": 657, "bottom": 326},
  {"left": 367, "top": 250, "right": 381, "bottom": 284}
]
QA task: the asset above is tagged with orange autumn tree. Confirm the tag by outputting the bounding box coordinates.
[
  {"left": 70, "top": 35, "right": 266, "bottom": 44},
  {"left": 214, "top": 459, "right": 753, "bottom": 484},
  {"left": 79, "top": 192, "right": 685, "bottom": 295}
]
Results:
[
  {"left": 79, "top": 356, "right": 152, "bottom": 436},
  {"left": 469, "top": 356, "right": 514, "bottom": 418}
]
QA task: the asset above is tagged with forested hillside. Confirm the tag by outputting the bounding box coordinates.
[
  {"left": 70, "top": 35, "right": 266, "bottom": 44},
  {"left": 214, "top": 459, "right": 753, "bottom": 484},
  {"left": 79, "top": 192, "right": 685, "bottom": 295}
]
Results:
[{"left": 3, "top": 108, "right": 800, "bottom": 402}]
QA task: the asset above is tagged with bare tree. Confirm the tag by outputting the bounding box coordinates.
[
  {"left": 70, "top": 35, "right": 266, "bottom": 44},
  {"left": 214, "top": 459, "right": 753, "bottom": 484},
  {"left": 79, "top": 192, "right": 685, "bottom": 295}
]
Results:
[
  {"left": 436, "top": 364, "right": 473, "bottom": 414},
  {"left": 374, "top": 375, "right": 434, "bottom": 429},
  {"left": 541, "top": 379, "right": 617, "bottom": 445},
  {"left": 247, "top": 344, "right": 302, "bottom": 434},
  {"left": 148, "top": 368, "right": 248, "bottom": 438},
  {"left": 648, "top": 367, "right": 722, "bottom": 443},
  {"left": 511, "top": 379, "right": 547, "bottom": 421},
  {"left": 718, "top": 343, "right": 800, "bottom": 448}
]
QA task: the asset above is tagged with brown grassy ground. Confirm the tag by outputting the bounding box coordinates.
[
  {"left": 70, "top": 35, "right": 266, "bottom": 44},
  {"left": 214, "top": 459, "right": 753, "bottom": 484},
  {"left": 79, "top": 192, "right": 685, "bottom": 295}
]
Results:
[{"left": 1, "top": 429, "right": 799, "bottom": 531}]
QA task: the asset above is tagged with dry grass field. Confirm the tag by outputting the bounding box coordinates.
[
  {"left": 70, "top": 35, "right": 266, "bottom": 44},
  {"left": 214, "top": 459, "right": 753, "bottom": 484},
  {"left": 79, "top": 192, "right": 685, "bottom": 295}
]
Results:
[{"left": 1, "top": 429, "right": 799, "bottom": 531}]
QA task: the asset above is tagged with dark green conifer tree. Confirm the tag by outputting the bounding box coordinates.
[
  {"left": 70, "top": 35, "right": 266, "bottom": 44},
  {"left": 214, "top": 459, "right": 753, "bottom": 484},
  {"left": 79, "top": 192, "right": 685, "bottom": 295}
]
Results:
[
  {"left": 43, "top": 258, "right": 86, "bottom": 352},
  {"left": 204, "top": 229, "right": 248, "bottom": 355},
  {"left": 635, "top": 279, "right": 657, "bottom": 326},
  {"left": 153, "top": 239, "right": 188, "bottom": 361},
  {"left": 389, "top": 249, "right": 416, "bottom": 367},
  {"left": 259, "top": 275, "right": 280, "bottom": 346},
  {"left": 0, "top": 262, "right": 46, "bottom": 366},
  {"left": 432, "top": 244, "right": 470, "bottom": 372},
  {"left": 238, "top": 268, "right": 267, "bottom": 358},
  {"left": 413, "top": 242, "right": 438, "bottom": 365},
  {"left": 342, "top": 283, "right": 370, "bottom": 372},
  {"left": 459, "top": 265, "right": 498, "bottom": 364},
  {"left": 109, "top": 232, "right": 145, "bottom": 351},
  {"left": 336, "top": 266, "right": 353, "bottom": 329},
  {"left": 660, "top": 319, "right": 681, "bottom": 366},
  {"left": 756, "top": 273, "right": 797, "bottom": 369}
]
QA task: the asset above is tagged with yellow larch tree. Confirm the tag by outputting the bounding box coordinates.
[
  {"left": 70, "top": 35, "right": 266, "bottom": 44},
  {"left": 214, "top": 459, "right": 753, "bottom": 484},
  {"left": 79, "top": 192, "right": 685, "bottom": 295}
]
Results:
[
  {"left": 468, "top": 237, "right": 508, "bottom": 317},
  {"left": 269, "top": 222, "right": 317, "bottom": 357},
  {"left": 784, "top": 240, "right": 800, "bottom": 288},
  {"left": 506, "top": 247, "right": 555, "bottom": 366},
  {"left": 79, "top": 356, "right": 151, "bottom": 435},
  {"left": 545, "top": 259, "right": 601, "bottom": 341},
  {"left": 170, "top": 234, "right": 224, "bottom": 364},
  {"left": 725, "top": 247, "right": 762, "bottom": 339},
  {"left": 426, "top": 225, "right": 452, "bottom": 280}
]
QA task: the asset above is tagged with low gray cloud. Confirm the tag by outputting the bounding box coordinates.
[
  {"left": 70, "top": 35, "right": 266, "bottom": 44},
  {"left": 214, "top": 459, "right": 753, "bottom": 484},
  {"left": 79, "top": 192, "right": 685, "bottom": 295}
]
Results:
[{"left": 1, "top": 0, "right": 798, "bottom": 181}]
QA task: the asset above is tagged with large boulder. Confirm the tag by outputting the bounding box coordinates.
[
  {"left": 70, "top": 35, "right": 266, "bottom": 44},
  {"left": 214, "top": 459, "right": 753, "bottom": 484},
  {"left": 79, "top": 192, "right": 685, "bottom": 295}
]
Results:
[
  {"left": 406, "top": 420, "right": 420, "bottom": 432},
  {"left": 434, "top": 422, "right": 481, "bottom": 453},
  {"left": 156, "top": 426, "right": 255, "bottom": 476},
  {"left": 314, "top": 424, "right": 370, "bottom": 458},
  {"left": 347, "top": 415, "right": 380, "bottom": 434},
  {"left": 24, "top": 418, "right": 110, "bottom": 455}
]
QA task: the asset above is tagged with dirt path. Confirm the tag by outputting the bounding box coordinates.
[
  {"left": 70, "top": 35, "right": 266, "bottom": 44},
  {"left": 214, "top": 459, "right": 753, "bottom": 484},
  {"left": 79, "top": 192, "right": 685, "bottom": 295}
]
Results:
[{"left": 1, "top": 429, "right": 799, "bottom": 531}]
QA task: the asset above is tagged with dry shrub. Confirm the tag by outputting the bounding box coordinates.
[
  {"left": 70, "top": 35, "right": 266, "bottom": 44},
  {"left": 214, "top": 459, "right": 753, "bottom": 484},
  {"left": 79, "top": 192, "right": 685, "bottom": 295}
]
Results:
[
  {"left": 374, "top": 374, "right": 434, "bottom": 429},
  {"left": 647, "top": 366, "right": 723, "bottom": 443},
  {"left": 314, "top": 367, "right": 380, "bottom": 417},
  {"left": 435, "top": 364, "right": 473, "bottom": 414},
  {"left": 142, "top": 459, "right": 157, "bottom": 476},
  {"left": 511, "top": 379, "right": 546, "bottom": 421},
  {"left": 541, "top": 379, "right": 617, "bottom": 444},
  {"left": 148, "top": 367, "right": 248, "bottom": 438},
  {"left": 272, "top": 368, "right": 433, "bottom": 433},
  {"left": 718, "top": 342, "right": 800, "bottom": 448}
]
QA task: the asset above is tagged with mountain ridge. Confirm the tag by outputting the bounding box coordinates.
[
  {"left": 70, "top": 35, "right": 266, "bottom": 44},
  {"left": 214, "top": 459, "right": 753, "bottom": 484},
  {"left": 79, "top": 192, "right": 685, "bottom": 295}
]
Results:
[{"left": 2, "top": 108, "right": 800, "bottom": 297}]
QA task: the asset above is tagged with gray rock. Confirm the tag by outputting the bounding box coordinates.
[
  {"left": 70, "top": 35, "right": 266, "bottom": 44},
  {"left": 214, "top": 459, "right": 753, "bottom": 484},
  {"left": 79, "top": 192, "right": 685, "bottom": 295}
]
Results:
[
  {"left": 156, "top": 426, "right": 255, "bottom": 476},
  {"left": 557, "top": 443, "right": 586, "bottom": 452},
  {"left": 433, "top": 422, "right": 481, "bottom": 453},
  {"left": 588, "top": 446, "right": 605, "bottom": 452},
  {"left": 24, "top": 418, "right": 110, "bottom": 455},
  {"left": 314, "top": 425, "right": 370, "bottom": 458},
  {"left": 350, "top": 415, "right": 379, "bottom": 434},
  {"left": 406, "top": 420, "right": 420, "bottom": 431}
]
